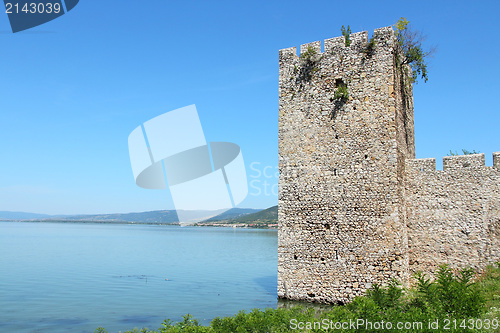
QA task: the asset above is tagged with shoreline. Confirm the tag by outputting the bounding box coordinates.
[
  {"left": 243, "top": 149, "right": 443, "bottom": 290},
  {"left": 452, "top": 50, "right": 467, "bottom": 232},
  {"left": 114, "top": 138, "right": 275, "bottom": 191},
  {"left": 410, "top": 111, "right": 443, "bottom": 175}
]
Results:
[
  {"left": 0, "top": 219, "right": 277, "bottom": 229},
  {"left": 194, "top": 222, "right": 277, "bottom": 229}
]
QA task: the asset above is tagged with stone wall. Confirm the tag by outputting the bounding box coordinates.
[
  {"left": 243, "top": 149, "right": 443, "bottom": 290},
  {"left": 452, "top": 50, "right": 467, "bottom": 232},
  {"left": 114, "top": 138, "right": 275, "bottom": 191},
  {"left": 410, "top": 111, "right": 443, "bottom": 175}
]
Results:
[
  {"left": 278, "top": 26, "right": 500, "bottom": 304},
  {"left": 278, "top": 27, "right": 413, "bottom": 304},
  {"left": 405, "top": 153, "right": 500, "bottom": 278}
]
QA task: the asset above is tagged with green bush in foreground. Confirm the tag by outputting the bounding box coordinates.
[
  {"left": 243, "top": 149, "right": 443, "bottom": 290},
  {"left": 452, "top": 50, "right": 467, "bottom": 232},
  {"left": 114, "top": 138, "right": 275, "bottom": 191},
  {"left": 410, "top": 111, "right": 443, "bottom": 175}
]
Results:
[{"left": 96, "top": 264, "right": 500, "bottom": 333}]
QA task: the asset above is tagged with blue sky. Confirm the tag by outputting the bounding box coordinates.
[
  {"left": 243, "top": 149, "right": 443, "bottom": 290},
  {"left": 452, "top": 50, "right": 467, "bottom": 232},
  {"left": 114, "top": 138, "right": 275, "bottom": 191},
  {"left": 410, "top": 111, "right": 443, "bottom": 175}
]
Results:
[{"left": 1, "top": 0, "right": 499, "bottom": 215}]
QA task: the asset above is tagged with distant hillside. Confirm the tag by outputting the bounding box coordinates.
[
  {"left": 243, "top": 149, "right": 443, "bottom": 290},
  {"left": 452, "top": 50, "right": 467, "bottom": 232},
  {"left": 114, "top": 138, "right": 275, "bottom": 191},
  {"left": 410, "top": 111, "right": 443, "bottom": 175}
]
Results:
[
  {"left": 196, "top": 206, "right": 277, "bottom": 228},
  {"left": 205, "top": 208, "right": 262, "bottom": 221},
  {"left": 0, "top": 211, "right": 51, "bottom": 220},
  {"left": 59, "top": 210, "right": 180, "bottom": 223},
  {"left": 229, "top": 205, "right": 277, "bottom": 223},
  {"left": 0, "top": 208, "right": 262, "bottom": 225}
]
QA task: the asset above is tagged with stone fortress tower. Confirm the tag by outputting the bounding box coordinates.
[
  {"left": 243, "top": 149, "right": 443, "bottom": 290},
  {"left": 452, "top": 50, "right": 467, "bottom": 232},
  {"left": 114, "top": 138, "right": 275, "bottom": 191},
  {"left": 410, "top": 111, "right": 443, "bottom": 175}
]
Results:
[{"left": 278, "top": 26, "right": 500, "bottom": 304}]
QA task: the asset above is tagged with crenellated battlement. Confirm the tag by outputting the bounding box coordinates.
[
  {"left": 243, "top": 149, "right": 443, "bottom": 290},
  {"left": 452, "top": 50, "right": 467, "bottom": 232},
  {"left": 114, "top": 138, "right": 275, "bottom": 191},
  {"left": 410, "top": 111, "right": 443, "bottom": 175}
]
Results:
[
  {"left": 300, "top": 40, "right": 321, "bottom": 55},
  {"left": 406, "top": 158, "right": 436, "bottom": 172},
  {"left": 279, "top": 26, "right": 394, "bottom": 59},
  {"left": 443, "top": 153, "right": 486, "bottom": 170},
  {"left": 494, "top": 152, "right": 500, "bottom": 169},
  {"left": 406, "top": 152, "right": 500, "bottom": 172}
]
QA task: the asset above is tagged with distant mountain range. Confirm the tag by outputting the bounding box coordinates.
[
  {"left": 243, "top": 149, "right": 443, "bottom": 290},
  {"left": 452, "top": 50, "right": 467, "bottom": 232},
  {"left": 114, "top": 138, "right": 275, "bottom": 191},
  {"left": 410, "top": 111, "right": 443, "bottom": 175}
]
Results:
[
  {"left": 196, "top": 205, "right": 278, "bottom": 228},
  {"left": 0, "top": 207, "right": 266, "bottom": 225},
  {"left": 0, "top": 211, "right": 52, "bottom": 220}
]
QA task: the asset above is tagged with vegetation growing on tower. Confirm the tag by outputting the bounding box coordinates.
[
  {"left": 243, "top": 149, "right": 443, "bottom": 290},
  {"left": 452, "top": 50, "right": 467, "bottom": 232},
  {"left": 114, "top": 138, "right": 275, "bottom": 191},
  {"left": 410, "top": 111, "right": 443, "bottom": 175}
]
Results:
[
  {"left": 341, "top": 25, "right": 351, "bottom": 46},
  {"left": 394, "top": 17, "right": 434, "bottom": 83},
  {"left": 294, "top": 45, "right": 321, "bottom": 84}
]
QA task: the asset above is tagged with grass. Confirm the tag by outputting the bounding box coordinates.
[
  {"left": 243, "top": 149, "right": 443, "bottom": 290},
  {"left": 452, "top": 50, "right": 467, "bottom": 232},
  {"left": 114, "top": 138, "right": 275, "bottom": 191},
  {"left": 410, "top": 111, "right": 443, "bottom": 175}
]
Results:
[
  {"left": 96, "top": 264, "right": 500, "bottom": 333},
  {"left": 479, "top": 263, "right": 500, "bottom": 331}
]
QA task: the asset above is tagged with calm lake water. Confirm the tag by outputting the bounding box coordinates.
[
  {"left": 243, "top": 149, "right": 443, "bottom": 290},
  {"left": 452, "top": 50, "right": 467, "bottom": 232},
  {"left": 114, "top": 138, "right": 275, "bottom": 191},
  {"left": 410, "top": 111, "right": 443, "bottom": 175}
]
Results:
[{"left": 0, "top": 222, "right": 278, "bottom": 333}]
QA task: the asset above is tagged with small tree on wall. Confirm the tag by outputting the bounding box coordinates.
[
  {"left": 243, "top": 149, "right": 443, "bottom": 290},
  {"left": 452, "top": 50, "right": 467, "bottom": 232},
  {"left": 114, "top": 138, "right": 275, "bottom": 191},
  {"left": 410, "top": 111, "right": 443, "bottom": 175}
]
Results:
[
  {"left": 448, "top": 149, "right": 481, "bottom": 156},
  {"left": 394, "top": 17, "right": 435, "bottom": 84}
]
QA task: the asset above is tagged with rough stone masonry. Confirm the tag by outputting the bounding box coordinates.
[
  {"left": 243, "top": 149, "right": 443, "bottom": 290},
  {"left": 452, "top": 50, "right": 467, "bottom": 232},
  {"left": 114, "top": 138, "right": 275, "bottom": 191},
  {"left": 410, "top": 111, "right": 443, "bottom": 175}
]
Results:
[{"left": 278, "top": 26, "right": 500, "bottom": 304}]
